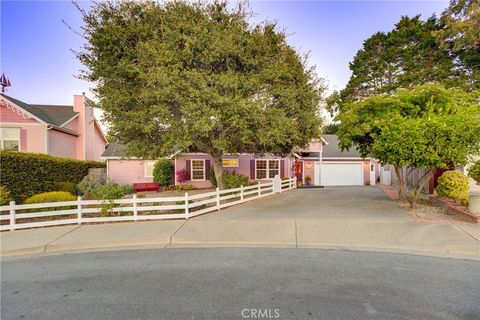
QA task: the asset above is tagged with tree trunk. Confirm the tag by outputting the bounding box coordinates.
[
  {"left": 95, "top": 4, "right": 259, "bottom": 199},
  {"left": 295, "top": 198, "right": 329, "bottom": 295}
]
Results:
[
  {"left": 408, "top": 169, "right": 433, "bottom": 208},
  {"left": 212, "top": 156, "right": 225, "bottom": 190},
  {"left": 394, "top": 166, "right": 407, "bottom": 201}
]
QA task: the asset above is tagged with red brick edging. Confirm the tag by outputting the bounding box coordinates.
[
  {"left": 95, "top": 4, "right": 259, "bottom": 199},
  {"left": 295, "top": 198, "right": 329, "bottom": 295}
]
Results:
[{"left": 429, "top": 195, "right": 480, "bottom": 224}]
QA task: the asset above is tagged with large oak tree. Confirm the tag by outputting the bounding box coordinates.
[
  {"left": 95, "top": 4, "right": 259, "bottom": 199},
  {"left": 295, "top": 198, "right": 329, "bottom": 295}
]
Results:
[{"left": 76, "top": 1, "right": 323, "bottom": 189}]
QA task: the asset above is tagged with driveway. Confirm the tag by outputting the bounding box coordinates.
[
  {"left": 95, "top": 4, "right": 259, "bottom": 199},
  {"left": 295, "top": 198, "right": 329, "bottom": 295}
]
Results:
[
  {"left": 197, "top": 186, "right": 409, "bottom": 221},
  {"left": 1, "top": 187, "right": 479, "bottom": 258}
]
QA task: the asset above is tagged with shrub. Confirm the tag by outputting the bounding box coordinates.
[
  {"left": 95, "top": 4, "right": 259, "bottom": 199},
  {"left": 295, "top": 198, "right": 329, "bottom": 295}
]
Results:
[
  {"left": 24, "top": 191, "right": 76, "bottom": 204},
  {"left": 176, "top": 169, "right": 188, "bottom": 184},
  {"left": 436, "top": 170, "right": 469, "bottom": 206},
  {"left": 53, "top": 182, "right": 77, "bottom": 195},
  {"left": 89, "top": 184, "right": 133, "bottom": 200},
  {"left": 153, "top": 159, "right": 174, "bottom": 187},
  {"left": 305, "top": 175, "right": 312, "bottom": 185},
  {"left": 222, "top": 171, "right": 249, "bottom": 189},
  {"left": 0, "top": 186, "right": 11, "bottom": 205},
  {"left": 210, "top": 168, "right": 217, "bottom": 188},
  {"left": 165, "top": 185, "right": 196, "bottom": 191},
  {"left": 77, "top": 169, "right": 108, "bottom": 195},
  {"left": 468, "top": 160, "right": 480, "bottom": 184},
  {"left": 0, "top": 151, "right": 105, "bottom": 202}
]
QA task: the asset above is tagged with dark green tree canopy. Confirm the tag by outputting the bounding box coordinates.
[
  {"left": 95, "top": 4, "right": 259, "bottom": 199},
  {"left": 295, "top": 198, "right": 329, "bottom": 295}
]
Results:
[
  {"left": 327, "top": 10, "right": 479, "bottom": 116},
  {"left": 76, "top": 0, "right": 323, "bottom": 164}
]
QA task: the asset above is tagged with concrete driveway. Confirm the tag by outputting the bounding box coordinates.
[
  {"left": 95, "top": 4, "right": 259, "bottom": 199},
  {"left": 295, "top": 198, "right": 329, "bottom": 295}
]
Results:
[
  {"left": 197, "top": 186, "right": 409, "bottom": 221},
  {"left": 2, "top": 187, "right": 479, "bottom": 258}
]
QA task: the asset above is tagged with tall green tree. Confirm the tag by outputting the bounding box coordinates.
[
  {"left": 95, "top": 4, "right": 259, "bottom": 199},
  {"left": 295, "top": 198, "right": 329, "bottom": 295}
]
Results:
[
  {"left": 327, "top": 14, "right": 477, "bottom": 116},
  {"left": 76, "top": 0, "right": 323, "bottom": 189},
  {"left": 337, "top": 83, "right": 480, "bottom": 201},
  {"left": 435, "top": 0, "right": 480, "bottom": 79}
]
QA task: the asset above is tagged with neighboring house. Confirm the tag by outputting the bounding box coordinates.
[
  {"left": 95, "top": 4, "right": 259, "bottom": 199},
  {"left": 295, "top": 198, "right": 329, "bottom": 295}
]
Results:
[
  {"left": 0, "top": 94, "right": 107, "bottom": 161},
  {"left": 102, "top": 135, "right": 377, "bottom": 188}
]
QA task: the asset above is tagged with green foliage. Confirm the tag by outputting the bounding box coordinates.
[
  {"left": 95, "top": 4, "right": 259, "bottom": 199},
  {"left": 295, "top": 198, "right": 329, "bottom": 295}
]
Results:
[
  {"left": 0, "top": 151, "right": 105, "bottom": 203},
  {"left": 322, "top": 123, "right": 339, "bottom": 134},
  {"left": 165, "top": 185, "right": 196, "bottom": 191},
  {"left": 24, "top": 192, "right": 76, "bottom": 204},
  {"left": 53, "top": 182, "right": 77, "bottom": 195},
  {"left": 327, "top": 11, "right": 478, "bottom": 116},
  {"left": 0, "top": 186, "right": 11, "bottom": 205},
  {"left": 89, "top": 184, "right": 133, "bottom": 200},
  {"left": 77, "top": 170, "right": 108, "bottom": 195},
  {"left": 222, "top": 171, "right": 249, "bottom": 189},
  {"left": 437, "top": 170, "right": 470, "bottom": 206},
  {"left": 153, "top": 159, "right": 174, "bottom": 187},
  {"left": 209, "top": 170, "right": 248, "bottom": 189},
  {"left": 76, "top": 0, "right": 323, "bottom": 189},
  {"left": 337, "top": 84, "right": 480, "bottom": 202},
  {"left": 468, "top": 161, "right": 480, "bottom": 183}
]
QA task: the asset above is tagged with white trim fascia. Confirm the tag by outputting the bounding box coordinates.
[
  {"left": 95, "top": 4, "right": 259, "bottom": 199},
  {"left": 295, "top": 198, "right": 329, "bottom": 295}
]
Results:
[
  {"left": 45, "top": 126, "right": 49, "bottom": 154},
  {"left": 322, "top": 157, "right": 371, "bottom": 160},
  {"left": 58, "top": 113, "right": 79, "bottom": 127},
  {"left": 0, "top": 96, "right": 48, "bottom": 125},
  {"left": 93, "top": 119, "right": 108, "bottom": 143},
  {"left": 190, "top": 159, "right": 206, "bottom": 181}
]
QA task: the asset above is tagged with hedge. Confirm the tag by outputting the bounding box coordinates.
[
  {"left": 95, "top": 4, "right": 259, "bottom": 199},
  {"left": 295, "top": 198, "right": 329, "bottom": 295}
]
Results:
[{"left": 0, "top": 151, "right": 105, "bottom": 203}]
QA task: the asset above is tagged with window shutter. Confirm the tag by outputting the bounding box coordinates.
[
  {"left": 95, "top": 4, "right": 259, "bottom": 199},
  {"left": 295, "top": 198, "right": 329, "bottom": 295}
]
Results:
[
  {"left": 20, "top": 129, "right": 27, "bottom": 152},
  {"left": 185, "top": 160, "right": 191, "bottom": 180},
  {"left": 250, "top": 160, "right": 255, "bottom": 179},
  {"left": 205, "top": 160, "right": 211, "bottom": 180},
  {"left": 280, "top": 160, "right": 285, "bottom": 178}
]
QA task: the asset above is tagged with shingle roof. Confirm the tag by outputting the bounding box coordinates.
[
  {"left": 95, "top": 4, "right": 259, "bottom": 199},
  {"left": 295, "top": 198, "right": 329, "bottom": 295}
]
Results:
[
  {"left": 1, "top": 94, "right": 78, "bottom": 126},
  {"left": 322, "top": 134, "right": 363, "bottom": 158},
  {"left": 102, "top": 142, "right": 126, "bottom": 157}
]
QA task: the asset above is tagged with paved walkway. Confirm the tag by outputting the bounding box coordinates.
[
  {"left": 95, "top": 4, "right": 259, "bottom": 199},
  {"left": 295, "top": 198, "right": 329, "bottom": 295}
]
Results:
[{"left": 1, "top": 187, "right": 479, "bottom": 259}]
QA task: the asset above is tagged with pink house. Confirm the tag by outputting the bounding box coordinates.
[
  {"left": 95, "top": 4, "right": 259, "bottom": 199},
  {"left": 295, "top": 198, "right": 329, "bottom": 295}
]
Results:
[
  {"left": 102, "top": 135, "right": 377, "bottom": 188},
  {"left": 0, "top": 93, "right": 107, "bottom": 161}
]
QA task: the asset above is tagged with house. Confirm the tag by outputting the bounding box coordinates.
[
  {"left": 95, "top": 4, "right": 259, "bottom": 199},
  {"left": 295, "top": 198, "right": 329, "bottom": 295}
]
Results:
[
  {"left": 0, "top": 93, "right": 107, "bottom": 161},
  {"left": 102, "top": 134, "right": 377, "bottom": 188}
]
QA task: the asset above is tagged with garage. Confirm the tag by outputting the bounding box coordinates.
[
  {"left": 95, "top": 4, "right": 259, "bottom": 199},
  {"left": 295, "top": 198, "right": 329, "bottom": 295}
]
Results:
[{"left": 314, "top": 162, "right": 364, "bottom": 186}]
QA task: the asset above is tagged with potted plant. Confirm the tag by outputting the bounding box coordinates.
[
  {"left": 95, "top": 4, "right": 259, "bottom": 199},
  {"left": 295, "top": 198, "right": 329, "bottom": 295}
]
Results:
[{"left": 305, "top": 175, "right": 312, "bottom": 185}]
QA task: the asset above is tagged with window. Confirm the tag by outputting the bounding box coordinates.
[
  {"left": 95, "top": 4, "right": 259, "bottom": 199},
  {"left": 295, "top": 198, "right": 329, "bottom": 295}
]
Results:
[
  {"left": 222, "top": 159, "right": 238, "bottom": 168},
  {"left": 144, "top": 161, "right": 156, "bottom": 177},
  {"left": 0, "top": 128, "right": 20, "bottom": 151},
  {"left": 256, "top": 159, "right": 280, "bottom": 179},
  {"left": 191, "top": 160, "right": 205, "bottom": 180}
]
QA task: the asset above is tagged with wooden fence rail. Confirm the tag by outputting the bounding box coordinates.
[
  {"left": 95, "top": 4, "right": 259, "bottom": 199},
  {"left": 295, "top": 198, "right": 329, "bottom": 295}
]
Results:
[{"left": 0, "top": 176, "right": 296, "bottom": 231}]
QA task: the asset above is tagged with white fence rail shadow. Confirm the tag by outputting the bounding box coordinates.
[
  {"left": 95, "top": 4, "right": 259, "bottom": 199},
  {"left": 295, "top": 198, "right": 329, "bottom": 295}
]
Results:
[{"left": 0, "top": 176, "right": 296, "bottom": 231}]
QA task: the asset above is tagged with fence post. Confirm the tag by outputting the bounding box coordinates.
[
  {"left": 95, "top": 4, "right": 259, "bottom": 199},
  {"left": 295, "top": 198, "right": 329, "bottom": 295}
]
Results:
[
  {"left": 132, "top": 194, "right": 138, "bottom": 221},
  {"left": 216, "top": 187, "right": 220, "bottom": 210},
  {"left": 258, "top": 182, "right": 261, "bottom": 197},
  {"left": 9, "top": 201, "right": 15, "bottom": 231},
  {"left": 273, "top": 175, "right": 281, "bottom": 194},
  {"left": 185, "top": 192, "right": 189, "bottom": 219},
  {"left": 77, "top": 196, "right": 82, "bottom": 224},
  {"left": 240, "top": 185, "right": 244, "bottom": 201}
]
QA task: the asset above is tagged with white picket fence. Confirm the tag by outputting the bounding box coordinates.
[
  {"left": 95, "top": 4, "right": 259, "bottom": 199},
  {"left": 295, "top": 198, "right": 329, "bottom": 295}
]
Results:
[{"left": 0, "top": 176, "right": 296, "bottom": 231}]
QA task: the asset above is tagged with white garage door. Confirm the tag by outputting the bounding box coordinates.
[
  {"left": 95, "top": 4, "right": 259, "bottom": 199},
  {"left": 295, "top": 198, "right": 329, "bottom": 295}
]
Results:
[{"left": 315, "top": 163, "right": 363, "bottom": 186}]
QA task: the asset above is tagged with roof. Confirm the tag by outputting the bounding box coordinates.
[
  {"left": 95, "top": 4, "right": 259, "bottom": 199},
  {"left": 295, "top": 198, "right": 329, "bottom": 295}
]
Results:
[
  {"left": 102, "top": 142, "right": 126, "bottom": 157},
  {"left": 322, "top": 134, "right": 364, "bottom": 158},
  {"left": 1, "top": 94, "right": 78, "bottom": 126}
]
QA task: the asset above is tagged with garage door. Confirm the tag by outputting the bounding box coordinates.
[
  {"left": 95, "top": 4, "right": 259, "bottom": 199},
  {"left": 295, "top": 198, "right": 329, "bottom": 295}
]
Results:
[{"left": 315, "top": 163, "right": 363, "bottom": 186}]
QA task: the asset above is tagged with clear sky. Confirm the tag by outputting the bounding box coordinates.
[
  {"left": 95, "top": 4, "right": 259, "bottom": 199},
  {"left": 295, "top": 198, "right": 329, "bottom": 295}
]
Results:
[{"left": 1, "top": 0, "right": 449, "bottom": 106}]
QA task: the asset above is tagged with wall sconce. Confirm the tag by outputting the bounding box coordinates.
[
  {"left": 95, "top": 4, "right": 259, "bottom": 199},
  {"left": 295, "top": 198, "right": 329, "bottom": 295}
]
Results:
[{"left": 306, "top": 162, "right": 312, "bottom": 169}]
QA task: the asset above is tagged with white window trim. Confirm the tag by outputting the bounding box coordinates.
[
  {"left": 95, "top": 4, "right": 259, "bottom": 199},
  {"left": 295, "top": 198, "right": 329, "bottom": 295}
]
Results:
[
  {"left": 222, "top": 158, "right": 239, "bottom": 168},
  {"left": 0, "top": 127, "right": 21, "bottom": 151},
  {"left": 255, "top": 159, "right": 280, "bottom": 180},
  {"left": 144, "top": 160, "right": 156, "bottom": 178},
  {"left": 190, "top": 159, "right": 206, "bottom": 181}
]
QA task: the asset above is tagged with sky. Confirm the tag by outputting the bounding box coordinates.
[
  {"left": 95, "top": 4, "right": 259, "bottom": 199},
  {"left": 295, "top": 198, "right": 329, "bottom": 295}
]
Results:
[{"left": 1, "top": 0, "right": 449, "bottom": 106}]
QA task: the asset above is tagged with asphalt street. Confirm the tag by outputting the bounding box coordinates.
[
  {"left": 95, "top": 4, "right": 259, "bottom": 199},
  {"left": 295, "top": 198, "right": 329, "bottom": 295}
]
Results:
[{"left": 1, "top": 248, "right": 479, "bottom": 320}]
